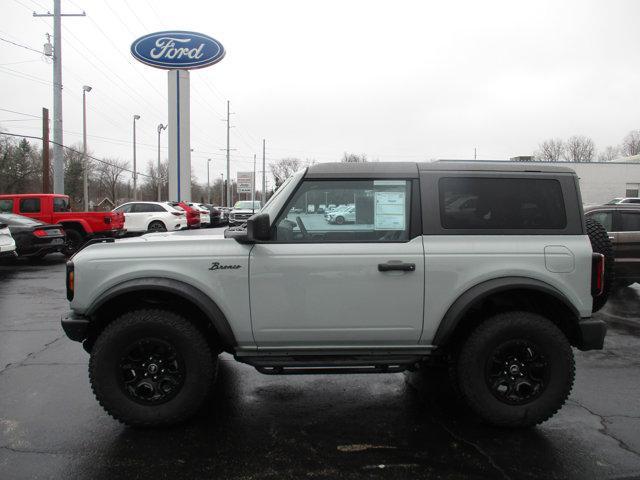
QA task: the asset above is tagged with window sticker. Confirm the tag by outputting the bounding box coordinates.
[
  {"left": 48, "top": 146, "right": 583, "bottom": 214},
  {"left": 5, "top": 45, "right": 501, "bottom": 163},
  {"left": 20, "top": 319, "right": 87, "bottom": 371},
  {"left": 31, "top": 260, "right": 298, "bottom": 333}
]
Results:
[{"left": 374, "top": 191, "right": 405, "bottom": 230}]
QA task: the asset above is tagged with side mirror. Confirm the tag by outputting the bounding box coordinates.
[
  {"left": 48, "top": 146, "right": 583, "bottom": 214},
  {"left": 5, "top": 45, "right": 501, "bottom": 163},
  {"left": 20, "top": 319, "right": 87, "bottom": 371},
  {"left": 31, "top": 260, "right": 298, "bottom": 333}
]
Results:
[{"left": 247, "top": 213, "right": 271, "bottom": 241}]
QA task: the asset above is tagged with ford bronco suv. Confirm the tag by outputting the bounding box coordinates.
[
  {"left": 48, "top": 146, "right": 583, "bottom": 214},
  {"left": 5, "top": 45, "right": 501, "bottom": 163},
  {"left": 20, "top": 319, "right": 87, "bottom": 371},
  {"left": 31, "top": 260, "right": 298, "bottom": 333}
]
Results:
[{"left": 61, "top": 162, "right": 611, "bottom": 428}]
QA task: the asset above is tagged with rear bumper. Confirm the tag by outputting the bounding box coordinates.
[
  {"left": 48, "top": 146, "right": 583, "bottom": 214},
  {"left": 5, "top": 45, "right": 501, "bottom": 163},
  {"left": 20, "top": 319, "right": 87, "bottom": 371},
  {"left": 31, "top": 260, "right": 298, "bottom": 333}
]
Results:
[
  {"left": 61, "top": 310, "right": 89, "bottom": 342},
  {"left": 97, "top": 229, "right": 126, "bottom": 238},
  {"left": 577, "top": 318, "right": 607, "bottom": 351}
]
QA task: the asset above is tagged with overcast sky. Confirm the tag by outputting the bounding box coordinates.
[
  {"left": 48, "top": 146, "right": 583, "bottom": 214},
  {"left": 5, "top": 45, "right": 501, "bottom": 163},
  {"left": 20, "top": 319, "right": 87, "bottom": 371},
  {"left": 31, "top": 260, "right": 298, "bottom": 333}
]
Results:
[{"left": 2, "top": 0, "right": 640, "bottom": 187}]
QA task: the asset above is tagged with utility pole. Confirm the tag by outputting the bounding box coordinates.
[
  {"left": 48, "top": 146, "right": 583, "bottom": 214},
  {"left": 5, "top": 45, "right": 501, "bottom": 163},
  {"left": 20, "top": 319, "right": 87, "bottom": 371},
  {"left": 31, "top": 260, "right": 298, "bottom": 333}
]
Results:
[
  {"left": 262, "top": 139, "right": 266, "bottom": 203},
  {"left": 34, "top": 1, "right": 85, "bottom": 194},
  {"left": 82, "top": 85, "right": 92, "bottom": 211},
  {"left": 207, "top": 159, "right": 211, "bottom": 204},
  {"left": 474, "top": 147, "right": 477, "bottom": 160},
  {"left": 225, "top": 100, "right": 232, "bottom": 207},
  {"left": 252, "top": 154, "right": 256, "bottom": 211},
  {"left": 42, "top": 108, "right": 50, "bottom": 193},
  {"left": 132, "top": 115, "right": 140, "bottom": 200}
]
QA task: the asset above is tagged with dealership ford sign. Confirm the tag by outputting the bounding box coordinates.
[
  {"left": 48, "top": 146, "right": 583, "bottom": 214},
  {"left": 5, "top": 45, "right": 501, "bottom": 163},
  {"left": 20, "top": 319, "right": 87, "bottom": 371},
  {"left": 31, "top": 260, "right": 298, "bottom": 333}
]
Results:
[{"left": 130, "top": 31, "right": 225, "bottom": 69}]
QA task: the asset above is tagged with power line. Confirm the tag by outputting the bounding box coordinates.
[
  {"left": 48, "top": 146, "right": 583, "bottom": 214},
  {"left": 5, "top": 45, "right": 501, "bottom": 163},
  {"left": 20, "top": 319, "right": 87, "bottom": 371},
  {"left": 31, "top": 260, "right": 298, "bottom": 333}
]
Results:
[
  {"left": 0, "top": 130, "right": 153, "bottom": 178},
  {"left": 0, "top": 35, "right": 44, "bottom": 55},
  {"left": 0, "top": 108, "right": 41, "bottom": 118}
]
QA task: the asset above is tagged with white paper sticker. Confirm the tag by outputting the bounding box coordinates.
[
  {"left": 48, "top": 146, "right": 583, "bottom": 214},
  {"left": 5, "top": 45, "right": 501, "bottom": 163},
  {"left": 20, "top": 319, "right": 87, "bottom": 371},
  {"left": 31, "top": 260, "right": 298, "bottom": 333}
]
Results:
[{"left": 375, "top": 191, "right": 406, "bottom": 230}]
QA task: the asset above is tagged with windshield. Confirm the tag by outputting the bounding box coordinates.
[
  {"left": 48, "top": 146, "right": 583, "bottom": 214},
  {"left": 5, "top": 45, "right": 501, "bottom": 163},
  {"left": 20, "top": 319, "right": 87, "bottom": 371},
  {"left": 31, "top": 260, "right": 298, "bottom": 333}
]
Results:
[
  {"left": 0, "top": 213, "right": 44, "bottom": 227},
  {"left": 233, "top": 201, "right": 261, "bottom": 210}
]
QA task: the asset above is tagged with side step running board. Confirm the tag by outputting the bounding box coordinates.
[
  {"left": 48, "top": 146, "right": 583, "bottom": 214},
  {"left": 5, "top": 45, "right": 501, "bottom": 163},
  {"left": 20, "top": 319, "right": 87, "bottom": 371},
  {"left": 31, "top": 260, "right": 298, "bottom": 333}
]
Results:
[{"left": 256, "top": 365, "right": 410, "bottom": 375}]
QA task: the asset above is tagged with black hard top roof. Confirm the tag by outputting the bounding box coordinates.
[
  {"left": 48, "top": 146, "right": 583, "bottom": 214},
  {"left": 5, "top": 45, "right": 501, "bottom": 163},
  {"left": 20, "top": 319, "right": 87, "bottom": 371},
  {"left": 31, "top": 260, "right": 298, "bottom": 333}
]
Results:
[{"left": 305, "top": 161, "right": 576, "bottom": 178}]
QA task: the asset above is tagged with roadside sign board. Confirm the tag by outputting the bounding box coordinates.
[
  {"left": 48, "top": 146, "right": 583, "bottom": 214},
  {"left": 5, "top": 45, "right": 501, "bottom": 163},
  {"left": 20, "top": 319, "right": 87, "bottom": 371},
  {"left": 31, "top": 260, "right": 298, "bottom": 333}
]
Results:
[{"left": 237, "top": 171, "right": 254, "bottom": 193}]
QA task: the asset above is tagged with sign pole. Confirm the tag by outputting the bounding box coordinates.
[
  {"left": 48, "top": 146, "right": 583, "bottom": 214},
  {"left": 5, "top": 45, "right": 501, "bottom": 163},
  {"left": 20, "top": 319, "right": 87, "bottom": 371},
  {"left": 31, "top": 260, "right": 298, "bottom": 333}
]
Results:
[{"left": 168, "top": 69, "right": 191, "bottom": 201}]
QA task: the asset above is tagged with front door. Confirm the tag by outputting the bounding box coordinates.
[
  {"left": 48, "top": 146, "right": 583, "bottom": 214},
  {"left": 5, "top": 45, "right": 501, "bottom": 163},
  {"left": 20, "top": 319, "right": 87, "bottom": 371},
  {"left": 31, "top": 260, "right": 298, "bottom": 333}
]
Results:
[{"left": 249, "top": 178, "right": 425, "bottom": 348}]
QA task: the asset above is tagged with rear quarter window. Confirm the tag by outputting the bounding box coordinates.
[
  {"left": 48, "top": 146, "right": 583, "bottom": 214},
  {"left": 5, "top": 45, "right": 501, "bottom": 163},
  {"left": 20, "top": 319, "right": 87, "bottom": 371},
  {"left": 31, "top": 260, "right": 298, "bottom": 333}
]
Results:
[
  {"left": 439, "top": 177, "right": 566, "bottom": 230},
  {"left": 19, "top": 198, "right": 41, "bottom": 213}
]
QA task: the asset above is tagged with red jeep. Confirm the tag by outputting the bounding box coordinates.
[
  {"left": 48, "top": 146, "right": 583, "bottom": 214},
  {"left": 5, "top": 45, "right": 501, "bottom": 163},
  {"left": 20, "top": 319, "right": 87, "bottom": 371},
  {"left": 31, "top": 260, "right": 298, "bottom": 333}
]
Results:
[{"left": 0, "top": 194, "right": 125, "bottom": 255}]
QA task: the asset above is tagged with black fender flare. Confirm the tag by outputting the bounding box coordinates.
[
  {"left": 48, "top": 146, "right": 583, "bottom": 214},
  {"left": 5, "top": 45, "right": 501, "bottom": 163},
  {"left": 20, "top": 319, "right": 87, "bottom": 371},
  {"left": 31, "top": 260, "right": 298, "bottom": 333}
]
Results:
[
  {"left": 86, "top": 277, "right": 237, "bottom": 349},
  {"left": 432, "top": 276, "right": 581, "bottom": 346}
]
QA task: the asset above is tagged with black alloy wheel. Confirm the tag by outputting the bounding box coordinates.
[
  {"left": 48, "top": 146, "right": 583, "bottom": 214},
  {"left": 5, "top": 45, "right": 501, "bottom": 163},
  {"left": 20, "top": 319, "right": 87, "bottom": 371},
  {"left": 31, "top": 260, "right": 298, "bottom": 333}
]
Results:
[
  {"left": 486, "top": 339, "right": 549, "bottom": 405},
  {"left": 118, "top": 338, "right": 185, "bottom": 405}
]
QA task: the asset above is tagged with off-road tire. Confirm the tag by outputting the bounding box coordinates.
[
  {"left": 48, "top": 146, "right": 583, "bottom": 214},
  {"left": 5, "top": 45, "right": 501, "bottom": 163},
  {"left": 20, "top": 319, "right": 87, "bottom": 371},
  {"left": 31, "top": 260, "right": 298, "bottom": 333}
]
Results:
[
  {"left": 63, "top": 229, "right": 84, "bottom": 257},
  {"left": 456, "top": 311, "right": 575, "bottom": 428},
  {"left": 147, "top": 220, "right": 167, "bottom": 232},
  {"left": 586, "top": 217, "right": 614, "bottom": 312},
  {"left": 89, "top": 309, "right": 216, "bottom": 427}
]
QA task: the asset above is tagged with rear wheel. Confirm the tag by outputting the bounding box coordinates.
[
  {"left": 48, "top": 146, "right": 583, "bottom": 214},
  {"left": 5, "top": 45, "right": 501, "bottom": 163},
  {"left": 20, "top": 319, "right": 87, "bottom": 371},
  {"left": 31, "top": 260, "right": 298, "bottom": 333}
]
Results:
[
  {"left": 586, "top": 217, "right": 614, "bottom": 312},
  {"left": 89, "top": 309, "right": 216, "bottom": 427},
  {"left": 147, "top": 220, "right": 167, "bottom": 232},
  {"left": 456, "top": 311, "right": 574, "bottom": 428},
  {"left": 63, "top": 229, "right": 84, "bottom": 257}
]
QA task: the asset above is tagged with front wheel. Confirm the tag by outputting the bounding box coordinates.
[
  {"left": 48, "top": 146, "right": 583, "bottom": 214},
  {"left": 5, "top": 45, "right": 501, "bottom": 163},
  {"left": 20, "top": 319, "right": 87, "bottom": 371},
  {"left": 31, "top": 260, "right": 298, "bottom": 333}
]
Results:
[
  {"left": 456, "top": 311, "right": 574, "bottom": 428},
  {"left": 334, "top": 216, "right": 345, "bottom": 225},
  {"left": 89, "top": 309, "right": 216, "bottom": 427}
]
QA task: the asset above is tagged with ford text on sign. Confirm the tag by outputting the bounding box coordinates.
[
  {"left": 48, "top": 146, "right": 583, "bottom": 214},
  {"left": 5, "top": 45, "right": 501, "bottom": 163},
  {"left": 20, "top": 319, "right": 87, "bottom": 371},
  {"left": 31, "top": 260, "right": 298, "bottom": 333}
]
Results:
[{"left": 131, "top": 31, "right": 225, "bottom": 69}]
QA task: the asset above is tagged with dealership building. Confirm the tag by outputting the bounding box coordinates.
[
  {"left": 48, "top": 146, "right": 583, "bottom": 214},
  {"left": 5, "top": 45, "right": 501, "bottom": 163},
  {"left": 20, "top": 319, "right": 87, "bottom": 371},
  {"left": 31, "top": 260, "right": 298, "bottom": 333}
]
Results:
[{"left": 459, "top": 156, "right": 640, "bottom": 205}]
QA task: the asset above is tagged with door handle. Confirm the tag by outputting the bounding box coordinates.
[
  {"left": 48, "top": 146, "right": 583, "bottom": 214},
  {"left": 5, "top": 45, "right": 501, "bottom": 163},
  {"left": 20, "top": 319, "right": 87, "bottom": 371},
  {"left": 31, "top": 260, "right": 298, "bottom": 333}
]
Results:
[
  {"left": 608, "top": 236, "right": 615, "bottom": 240},
  {"left": 378, "top": 262, "right": 416, "bottom": 272}
]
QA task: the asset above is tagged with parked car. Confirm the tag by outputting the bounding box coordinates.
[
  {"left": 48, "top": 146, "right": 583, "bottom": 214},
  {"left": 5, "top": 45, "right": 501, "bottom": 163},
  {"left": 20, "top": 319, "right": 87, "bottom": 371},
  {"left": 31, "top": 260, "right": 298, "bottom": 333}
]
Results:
[
  {"left": 0, "top": 213, "right": 66, "bottom": 258},
  {"left": 606, "top": 197, "right": 640, "bottom": 205},
  {"left": 113, "top": 201, "right": 186, "bottom": 233},
  {"left": 166, "top": 201, "right": 200, "bottom": 229},
  {"left": 326, "top": 205, "right": 356, "bottom": 224},
  {"left": 62, "top": 161, "right": 609, "bottom": 428},
  {"left": 0, "top": 194, "right": 125, "bottom": 255},
  {"left": 203, "top": 204, "right": 226, "bottom": 226},
  {"left": 187, "top": 203, "right": 211, "bottom": 227},
  {"left": 0, "top": 221, "right": 17, "bottom": 258},
  {"left": 585, "top": 204, "right": 640, "bottom": 288},
  {"left": 228, "top": 200, "right": 262, "bottom": 226}
]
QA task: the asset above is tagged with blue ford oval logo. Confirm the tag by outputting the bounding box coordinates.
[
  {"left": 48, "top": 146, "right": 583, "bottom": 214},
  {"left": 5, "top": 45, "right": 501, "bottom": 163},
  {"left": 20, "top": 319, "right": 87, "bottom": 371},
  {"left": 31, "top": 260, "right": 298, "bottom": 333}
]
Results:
[{"left": 130, "top": 31, "right": 225, "bottom": 69}]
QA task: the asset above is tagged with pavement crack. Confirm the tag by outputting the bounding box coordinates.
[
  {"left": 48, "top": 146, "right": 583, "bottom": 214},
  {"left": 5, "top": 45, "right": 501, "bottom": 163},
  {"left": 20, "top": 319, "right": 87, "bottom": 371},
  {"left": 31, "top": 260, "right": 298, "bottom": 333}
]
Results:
[
  {"left": 568, "top": 399, "right": 640, "bottom": 458},
  {"left": 0, "top": 334, "right": 66, "bottom": 376},
  {"left": 430, "top": 416, "right": 513, "bottom": 480},
  {"left": 0, "top": 445, "right": 63, "bottom": 456}
]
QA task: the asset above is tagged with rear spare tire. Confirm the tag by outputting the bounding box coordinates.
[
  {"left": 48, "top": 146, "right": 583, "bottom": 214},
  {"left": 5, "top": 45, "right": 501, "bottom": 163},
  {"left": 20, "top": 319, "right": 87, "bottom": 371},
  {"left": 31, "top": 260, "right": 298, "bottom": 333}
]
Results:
[{"left": 586, "top": 217, "right": 614, "bottom": 312}]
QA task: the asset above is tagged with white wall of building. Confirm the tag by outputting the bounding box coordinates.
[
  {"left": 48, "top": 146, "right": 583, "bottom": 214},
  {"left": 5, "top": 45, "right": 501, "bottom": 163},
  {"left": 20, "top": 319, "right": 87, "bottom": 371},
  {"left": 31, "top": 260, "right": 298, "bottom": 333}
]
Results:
[{"left": 534, "top": 162, "right": 640, "bottom": 205}]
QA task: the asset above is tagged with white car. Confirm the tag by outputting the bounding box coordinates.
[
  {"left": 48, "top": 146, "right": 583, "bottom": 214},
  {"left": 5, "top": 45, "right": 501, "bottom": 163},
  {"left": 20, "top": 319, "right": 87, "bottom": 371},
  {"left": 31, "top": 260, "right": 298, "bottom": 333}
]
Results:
[
  {"left": 326, "top": 205, "right": 356, "bottom": 224},
  {"left": 0, "top": 221, "right": 16, "bottom": 258},
  {"left": 113, "top": 201, "right": 186, "bottom": 233},
  {"left": 187, "top": 203, "right": 211, "bottom": 227}
]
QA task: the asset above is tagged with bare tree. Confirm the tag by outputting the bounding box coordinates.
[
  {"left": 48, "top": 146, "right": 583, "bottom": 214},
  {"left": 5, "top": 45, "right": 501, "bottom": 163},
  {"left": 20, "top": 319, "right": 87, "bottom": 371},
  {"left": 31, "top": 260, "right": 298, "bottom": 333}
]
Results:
[
  {"left": 562, "top": 135, "right": 595, "bottom": 163},
  {"left": 341, "top": 152, "right": 367, "bottom": 163},
  {"left": 97, "top": 158, "right": 129, "bottom": 204},
  {"left": 621, "top": 130, "right": 640, "bottom": 157},
  {"left": 141, "top": 159, "right": 168, "bottom": 201},
  {"left": 271, "top": 158, "right": 303, "bottom": 188},
  {"left": 536, "top": 138, "right": 564, "bottom": 162},
  {"left": 597, "top": 145, "right": 620, "bottom": 162}
]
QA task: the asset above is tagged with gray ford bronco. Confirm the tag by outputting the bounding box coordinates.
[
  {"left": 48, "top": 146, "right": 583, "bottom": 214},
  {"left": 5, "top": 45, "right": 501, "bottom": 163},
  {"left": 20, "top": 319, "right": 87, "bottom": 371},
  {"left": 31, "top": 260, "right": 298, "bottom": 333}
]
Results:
[{"left": 62, "top": 161, "right": 611, "bottom": 428}]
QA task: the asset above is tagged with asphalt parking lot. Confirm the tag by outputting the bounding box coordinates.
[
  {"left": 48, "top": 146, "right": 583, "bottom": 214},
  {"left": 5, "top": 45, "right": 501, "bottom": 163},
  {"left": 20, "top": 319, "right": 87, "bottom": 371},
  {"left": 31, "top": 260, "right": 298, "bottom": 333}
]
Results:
[{"left": 1, "top": 229, "right": 640, "bottom": 480}]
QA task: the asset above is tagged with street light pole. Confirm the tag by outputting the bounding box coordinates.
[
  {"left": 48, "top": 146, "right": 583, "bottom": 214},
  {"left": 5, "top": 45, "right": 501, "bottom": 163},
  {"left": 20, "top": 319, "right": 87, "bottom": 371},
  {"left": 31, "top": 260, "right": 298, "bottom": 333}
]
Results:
[
  {"left": 220, "top": 173, "right": 224, "bottom": 206},
  {"left": 82, "top": 85, "right": 92, "bottom": 211},
  {"left": 157, "top": 123, "right": 167, "bottom": 201},
  {"left": 207, "top": 159, "right": 212, "bottom": 204},
  {"left": 132, "top": 115, "right": 140, "bottom": 200}
]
